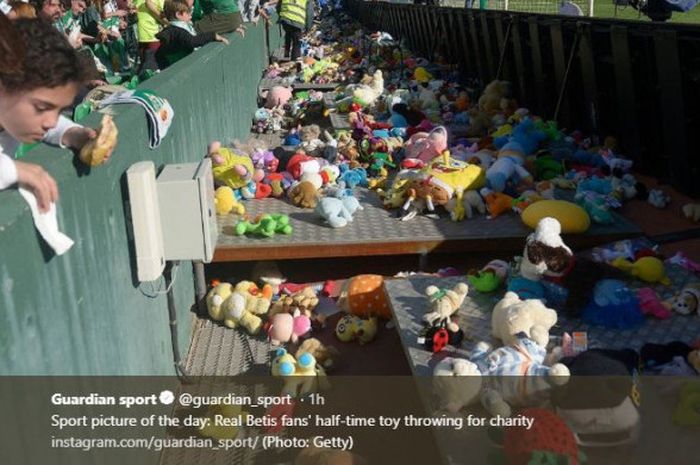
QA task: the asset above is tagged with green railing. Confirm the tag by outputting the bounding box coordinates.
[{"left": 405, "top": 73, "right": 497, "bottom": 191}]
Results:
[{"left": 0, "top": 20, "right": 280, "bottom": 375}]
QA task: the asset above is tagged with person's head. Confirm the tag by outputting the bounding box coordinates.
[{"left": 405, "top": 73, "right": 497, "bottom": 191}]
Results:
[
  {"left": 0, "top": 19, "right": 94, "bottom": 143},
  {"left": 29, "top": 0, "right": 62, "bottom": 21},
  {"left": 71, "top": 0, "right": 87, "bottom": 15},
  {"left": 163, "top": 0, "right": 191, "bottom": 21},
  {"left": 8, "top": 2, "right": 38, "bottom": 19}
]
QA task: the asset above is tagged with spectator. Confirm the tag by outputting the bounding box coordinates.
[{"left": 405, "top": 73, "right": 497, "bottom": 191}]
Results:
[
  {"left": 7, "top": 2, "right": 38, "bottom": 18},
  {"left": 29, "top": 0, "right": 62, "bottom": 22},
  {"left": 0, "top": 17, "right": 115, "bottom": 212},
  {"left": 155, "top": 0, "right": 228, "bottom": 69},
  {"left": 196, "top": 0, "right": 245, "bottom": 35},
  {"left": 135, "top": 0, "right": 166, "bottom": 71},
  {"left": 93, "top": 0, "right": 131, "bottom": 72},
  {"left": 277, "top": 0, "right": 312, "bottom": 61}
]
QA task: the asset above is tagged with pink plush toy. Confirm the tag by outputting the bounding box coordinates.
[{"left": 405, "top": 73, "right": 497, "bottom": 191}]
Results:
[
  {"left": 267, "top": 311, "right": 312, "bottom": 346},
  {"left": 638, "top": 288, "right": 673, "bottom": 319},
  {"left": 265, "top": 86, "right": 293, "bottom": 109},
  {"left": 404, "top": 126, "right": 449, "bottom": 164}
]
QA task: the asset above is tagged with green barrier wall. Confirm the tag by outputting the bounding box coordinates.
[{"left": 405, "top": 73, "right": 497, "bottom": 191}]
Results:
[{"left": 0, "top": 21, "right": 281, "bottom": 375}]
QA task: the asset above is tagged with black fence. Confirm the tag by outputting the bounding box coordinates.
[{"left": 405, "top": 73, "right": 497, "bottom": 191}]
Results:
[{"left": 345, "top": 1, "right": 700, "bottom": 197}]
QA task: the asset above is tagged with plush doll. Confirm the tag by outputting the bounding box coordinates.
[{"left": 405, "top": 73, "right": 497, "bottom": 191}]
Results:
[
  {"left": 316, "top": 194, "right": 364, "bottom": 228},
  {"left": 610, "top": 256, "right": 671, "bottom": 285},
  {"left": 289, "top": 181, "right": 320, "bottom": 208},
  {"left": 445, "top": 189, "right": 486, "bottom": 221},
  {"left": 264, "top": 86, "right": 293, "bottom": 110},
  {"left": 637, "top": 287, "right": 673, "bottom": 319},
  {"left": 423, "top": 283, "right": 469, "bottom": 328},
  {"left": 267, "top": 310, "right": 312, "bottom": 346},
  {"left": 349, "top": 69, "right": 384, "bottom": 107},
  {"left": 668, "top": 282, "right": 700, "bottom": 316},
  {"left": 264, "top": 172, "right": 294, "bottom": 197},
  {"left": 574, "top": 190, "right": 614, "bottom": 224},
  {"left": 467, "top": 259, "right": 510, "bottom": 293},
  {"left": 221, "top": 292, "right": 264, "bottom": 333},
  {"left": 466, "top": 334, "right": 570, "bottom": 417},
  {"left": 495, "top": 118, "right": 546, "bottom": 156},
  {"left": 235, "top": 214, "right": 293, "bottom": 237},
  {"left": 432, "top": 357, "right": 483, "bottom": 413},
  {"left": 206, "top": 282, "right": 234, "bottom": 323},
  {"left": 478, "top": 80, "right": 511, "bottom": 115},
  {"left": 486, "top": 143, "right": 533, "bottom": 192},
  {"left": 519, "top": 217, "right": 573, "bottom": 282},
  {"left": 287, "top": 153, "right": 321, "bottom": 180},
  {"left": 251, "top": 261, "right": 286, "bottom": 296},
  {"left": 299, "top": 125, "right": 327, "bottom": 157},
  {"left": 296, "top": 338, "right": 340, "bottom": 371},
  {"left": 335, "top": 314, "right": 378, "bottom": 345},
  {"left": 232, "top": 281, "right": 273, "bottom": 315},
  {"left": 582, "top": 279, "right": 644, "bottom": 329},
  {"left": 208, "top": 142, "right": 264, "bottom": 192},
  {"left": 271, "top": 348, "right": 326, "bottom": 398},
  {"left": 491, "top": 291, "right": 559, "bottom": 347},
  {"left": 481, "top": 188, "right": 513, "bottom": 218},
  {"left": 214, "top": 186, "right": 245, "bottom": 216},
  {"left": 337, "top": 274, "right": 392, "bottom": 319},
  {"left": 338, "top": 166, "right": 368, "bottom": 188},
  {"left": 403, "top": 126, "right": 448, "bottom": 164}
]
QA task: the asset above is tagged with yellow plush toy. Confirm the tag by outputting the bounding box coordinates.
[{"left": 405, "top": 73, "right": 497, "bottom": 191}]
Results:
[
  {"left": 335, "top": 314, "right": 378, "bottom": 345},
  {"left": 271, "top": 348, "right": 328, "bottom": 398},
  {"left": 214, "top": 186, "right": 245, "bottom": 216},
  {"left": 233, "top": 281, "right": 273, "bottom": 315},
  {"left": 610, "top": 256, "right": 671, "bottom": 285},
  {"left": 211, "top": 146, "right": 256, "bottom": 189},
  {"left": 222, "top": 294, "right": 263, "bottom": 333},
  {"left": 206, "top": 282, "right": 233, "bottom": 322},
  {"left": 521, "top": 199, "right": 590, "bottom": 233}
]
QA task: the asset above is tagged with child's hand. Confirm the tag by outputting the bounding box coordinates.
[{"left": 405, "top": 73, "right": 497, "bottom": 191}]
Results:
[
  {"left": 215, "top": 34, "right": 229, "bottom": 45},
  {"left": 15, "top": 161, "right": 59, "bottom": 213},
  {"left": 63, "top": 127, "right": 116, "bottom": 163}
]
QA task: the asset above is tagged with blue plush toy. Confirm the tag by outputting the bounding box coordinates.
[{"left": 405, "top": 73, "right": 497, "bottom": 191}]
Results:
[
  {"left": 582, "top": 279, "right": 644, "bottom": 329},
  {"left": 315, "top": 194, "right": 364, "bottom": 228},
  {"left": 339, "top": 166, "right": 368, "bottom": 188},
  {"left": 493, "top": 118, "right": 546, "bottom": 155}
]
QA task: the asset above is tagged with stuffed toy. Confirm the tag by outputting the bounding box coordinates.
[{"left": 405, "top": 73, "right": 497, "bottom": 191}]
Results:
[
  {"left": 403, "top": 126, "right": 448, "bottom": 164},
  {"left": 486, "top": 144, "right": 533, "bottom": 192},
  {"left": 467, "top": 259, "right": 510, "bottom": 293},
  {"left": 477, "top": 80, "right": 511, "bottom": 115},
  {"left": 198, "top": 404, "right": 246, "bottom": 440},
  {"left": 519, "top": 217, "right": 573, "bottom": 282},
  {"left": 206, "top": 282, "right": 234, "bottom": 323},
  {"left": 682, "top": 203, "right": 700, "bottom": 222},
  {"left": 637, "top": 287, "right": 673, "bottom": 319},
  {"left": 271, "top": 287, "right": 320, "bottom": 319},
  {"left": 289, "top": 181, "right": 320, "bottom": 209},
  {"left": 264, "top": 172, "right": 294, "bottom": 197},
  {"left": 481, "top": 188, "right": 513, "bottom": 218},
  {"left": 494, "top": 118, "right": 546, "bottom": 156},
  {"left": 287, "top": 153, "right": 321, "bottom": 180},
  {"left": 79, "top": 114, "right": 118, "bottom": 166},
  {"left": 574, "top": 190, "right": 614, "bottom": 224},
  {"left": 296, "top": 338, "right": 340, "bottom": 371},
  {"left": 521, "top": 199, "right": 591, "bottom": 233},
  {"left": 230, "top": 280, "right": 273, "bottom": 315},
  {"left": 251, "top": 148, "right": 279, "bottom": 174},
  {"left": 220, "top": 293, "right": 263, "bottom": 334},
  {"left": 668, "top": 282, "right": 700, "bottom": 316},
  {"left": 271, "top": 348, "right": 326, "bottom": 398},
  {"left": 432, "top": 357, "right": 482, "bottom": 413},
  {"left": 265, "top": 85, "right": 293, "bottom": 109},
  {"left": 335, "top": 314, "right": 378, "bottom": 345},
  {"left": 348, "top": 69, "right": 384, "bottom": 107},
  {"left": 338, "top": 166, "right": 368, "bottom": 188},
  {"left": 214, "top": 186, "right": 245, "bottom": 216},
  {"left": 499, "top": 408, "right": 583, "bottom": 465},
  {"left": 251, "top": 261, "right": 286, "bottom": 295},
  {"left": 466, "top": 334, "right": 570, "bottom": 417},
  {"left": 491, "top": 291, "right": 558, "bottom": 347},
  {"left": 445, "top": 189, "right": 486, "bottom": 221},
  {"left": 337, "top": 274, "right": 392, "bottom": 319},
  {"left": 423, "top": 283, "right": 469, "bottom": 328},
  {"left": 208, "top": 142, "right": 265, "bottom": 198},
  {"left": 610, "top": 256, "right": 671, "bottom": 285},
  {"left": 267, "top": 310, "right": 312, "bottom": 346},
  {"left": 582, "top": 279, "right": 644, "bottom": 329},
  {"left": 673, "top": 382, "right": 700, "bottom": 426},
  {"left": 235, "top": 214, "right": 293, "bottom": 237},
  {"left": 299, "top": 125, "right": 327, "bottom": 157},
  {"left": 316, "top": 194, "right": 364, "bottom": 228}
]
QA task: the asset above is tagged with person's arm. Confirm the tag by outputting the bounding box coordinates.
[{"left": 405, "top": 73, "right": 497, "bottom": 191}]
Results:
[
  {"left": 43, "top": 115, "right": 82, "bottom": 149},
  {"left": 0, "top": 153, "right": 18, "bottom": 190},
  {"left": 1, "top": 153, "right": 58, "bottom": 213}
]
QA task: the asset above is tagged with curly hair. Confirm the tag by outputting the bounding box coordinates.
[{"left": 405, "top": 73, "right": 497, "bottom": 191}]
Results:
[
  {"left": 0, "top": 18, "right": 95, "bottom": 93},
  {"left": 0, "top": 13, "right": 25, "bottom": 75}
]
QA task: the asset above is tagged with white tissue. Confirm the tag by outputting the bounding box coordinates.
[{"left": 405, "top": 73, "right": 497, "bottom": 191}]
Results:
[{"left": 18, "top": 188, "right": 74, "bottom": 256}]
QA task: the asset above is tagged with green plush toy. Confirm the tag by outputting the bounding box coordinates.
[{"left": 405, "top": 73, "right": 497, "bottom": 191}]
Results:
[
  {"left": 534, "top": 155, "right": 564, "bottom": 181},
  {"left": 235, "top": 214, "right": 292, "bottom": 238}
]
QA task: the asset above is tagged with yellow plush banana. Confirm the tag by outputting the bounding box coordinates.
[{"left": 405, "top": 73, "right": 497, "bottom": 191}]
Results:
[{"left": 79, "top": 115, "right": 118, "bottom": 166}]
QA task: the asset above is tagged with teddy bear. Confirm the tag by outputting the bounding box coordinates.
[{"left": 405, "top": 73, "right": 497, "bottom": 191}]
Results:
[
  {"left": 423, "top": 283, "right": 469, "bottom": 329},
  {"left": 214, "top": 186, "right": 245, "bottom": 216},
  {"left": 491, "top": 291, "right": 559, "bottom": 347},
  {"left": 207, "top": 280, "right": 271, "bottom": 332},
  {"left": 271, "top": 348, "right": 327, "bottom": 398},
  {"left": 289, "top": 181, "right": 320, "bottom": 208},
  {"left": 432, "top": 356, "right": 483, "bottom": 413},
  {"left": 296, "top": 338, "right": 340, "bottom": 371},
  {"left": 206, "top": 282, "right": 234, "bottom": 323},
  {"left": 335, "top": 314, "right": 378, "bottom": 345},
  {"left": 316, "top": 194, "right": 364, "bottom": 228},
  {"left": 478, "top": 80, "right": 512, "bottom": 115},
  {"left": 269, "top": 286, "right": 320, "bottom": 318},
  {"left": 267, "top": 310, "right": 312, "bottom": 346},
  {"left": 298, "top": 125, "right": 327, "bottom": 158},
  {"left": 220, "top": 293, "right": 263, "bottom": 334}
]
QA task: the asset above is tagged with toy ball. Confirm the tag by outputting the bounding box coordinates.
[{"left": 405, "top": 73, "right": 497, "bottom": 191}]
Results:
[{"left": 521, "top": 200, "right": 590, "bottom": 233}]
